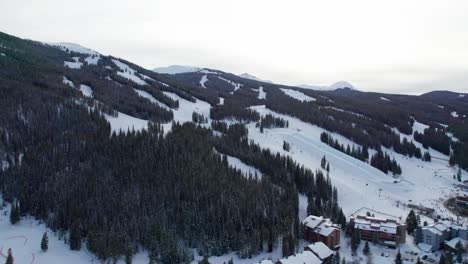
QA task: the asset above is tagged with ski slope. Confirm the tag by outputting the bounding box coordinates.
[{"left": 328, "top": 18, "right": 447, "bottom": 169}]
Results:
[
  {"left": 247, "top": 105, "right": 464, "bottom": 222},
  {"left": 280, "top": 88, "right": 316, "bottom": 102}
]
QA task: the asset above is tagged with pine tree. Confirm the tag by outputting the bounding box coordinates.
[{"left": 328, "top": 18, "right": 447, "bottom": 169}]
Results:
[
  {"left": 395, "top": 249, "right": 402, "bottom": 264},
  {"left": 6, "top": 248, "right": 13, "bottom": 264},
  {"left": 405, "top": 210, "right": 418, "bottom": 234},
  {"left": 69, "top": 221, "right": 81, "bottom": 250},
  {"left": 446, "top": 252, "right": 453, "bottom": 264},
  {"left": 9, "top": 203, "right": 16, "bottom": 225},
  {"left": 351, "top": 228, "right": 361, "bottom": 254},
  {"left": 438, "top": 253, "right": 445, "bottom": 264},
  {"left": 198, "top": 256, "right": 210, "bottom": 264},
  {"left": 332, "top": 252, "right": 340, "bottom": 264},
  {"left": 41, "top": 232, "right": 48, "bottom": 252},
  {"left": 457, "top": 168, "right": 462, "bottom": 182},
  {"left": 342, "top": 257, "right": 346, "bottom": 264},
  {"left": 283, "top": 141, "right": 290, "bottom": 152},
  {"left": 455, "top": 240, "right": 464, "bottom": 263},
  {"left": 125, "top": 238, "right": 133, "bottom": 264},
  {"left": 416, "top": 257, "right": 422, "bottom": 264},
  {"left": 363, "top": 241, "right": 370, "bottom": 256}
]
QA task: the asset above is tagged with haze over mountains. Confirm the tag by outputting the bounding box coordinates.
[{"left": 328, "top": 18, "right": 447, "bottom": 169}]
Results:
[{"left": 0, "top": 31, "right": 467, "bottom": 264}]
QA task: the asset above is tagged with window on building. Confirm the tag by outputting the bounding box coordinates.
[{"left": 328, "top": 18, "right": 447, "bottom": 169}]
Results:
[{"left": 425, "top": 235, "right": 431, "bottom": 244}]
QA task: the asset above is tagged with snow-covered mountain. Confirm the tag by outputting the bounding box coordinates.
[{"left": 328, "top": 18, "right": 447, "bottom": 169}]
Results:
[
  {"left": 299, "top": 81, "right": 355, "bottom": 91},
  {"left": 153, "top": 65, "right": 201, "bottom": 74},
  {"left": 238, "top": 73, "right": 272, "bottom": 83},
  {"left": 49, "top": 42, "right": 99, "bottom": 55}
]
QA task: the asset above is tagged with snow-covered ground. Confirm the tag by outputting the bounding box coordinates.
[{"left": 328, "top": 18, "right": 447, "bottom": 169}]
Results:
[
  {"left": 64, "top": 57, "right": 82, "bottom": 69},
  {"left": 161, "top": 91, "right": 212, "bottom": 133},
  {"left": 52, "top": 42, "right": 98, "bottom": 55},
  {"left": 246, "top": 105, "right": 465, "bottom": 223},
  {"left": 104, "top": 111, "right": 148, "bottom": 133},
  {"left": 84, "top": 55, "right": 100, "bottom": 65},
  {"left": 62, "top": 77, "right": 74, "bottom": 88},
  {"left": 79, "top": 85, "right": 93, "bottom": 98},
  {"left": 134, "top": 89, "right": 170, "bottom": 110},
  {"left": 200, "top": 75, "right": 208, "bottom": 88},
  {"left": 224, "top": 153, "right": 263, "bottom": 180},
  {"left": 218, "top": 77, "right": 242, "bottom": 93},
  {"left": 380, "top": 97, "right": 391, "bottom": 102},
  {"left": 0, "top": 197, "right": 98, "bottom": 264},
  {"left": 280, "top": 88, "right": 316, "bottom": 102},
  {"left": 112, "top": 59, "right": 148, "bottom": 86},
  {"left": 153, "top": 65, "right": 201, "bottom": 74},
  {"left": 258, "top": 86, "right": 266, "bottom": 99}
]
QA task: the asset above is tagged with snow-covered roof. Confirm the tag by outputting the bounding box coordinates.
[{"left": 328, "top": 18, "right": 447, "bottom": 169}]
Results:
[
  {"left": 445, "top": 237, "right": 467, "bottom": 250},
  {"left": 303, "top": 215, "right": 339, "bottom": 237},
  {"left": 277, "top": 251, "right": 322, "bottom": 264},
  {"left": 352, "top": 215, "right": 400, "bottom": 235},
  {"left": 422, "top": 222, "right": 450, "bottom": 236},
  {"left": 306, "top": 242, "right": 334, "bottom": 260},
  {"left": 303, "top": 215, "right": 324, "bottom": 229}
]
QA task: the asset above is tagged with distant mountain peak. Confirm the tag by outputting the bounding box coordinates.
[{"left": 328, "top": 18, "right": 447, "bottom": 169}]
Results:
[
  {"left": 239, "top": 73, "right": 272, "bottom": 83},
  {"left": 153, "top": 65, "right": 201, "bottom": 74},
  {"left": 298, "top": 81, "right": 355, "bottom": 91},
  {"left": 328, "top": 81, "right": 354, "bottom": 90}
]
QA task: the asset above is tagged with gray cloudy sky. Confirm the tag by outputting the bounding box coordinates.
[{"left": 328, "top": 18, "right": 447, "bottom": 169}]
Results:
[{"left": 1, "top": 0, "right": 468, "bottom": 94}]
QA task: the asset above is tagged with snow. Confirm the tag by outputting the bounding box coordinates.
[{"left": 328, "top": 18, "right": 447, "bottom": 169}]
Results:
[
  {"left": 104, "top": 111, "right": 148, "bottom": 133},
  {"left": 451, "top": 111, "right": 459, "bottom": 118},
  {"left": 133, "top": 89, "right": 170, "bottom": 110},
  {"left": 152, "top": 65, "right": 201, "bottom": 74},
  {"left": 380, "top": 97, "right": 391, "bottom": 102},
  {"left": 321, "top": 106, "right": 368, "bottom": 119},
  {"left": 199, "top": 75, "right": 208, "bottom": 88},
  {"left": 64, "top": 57, "right": 82, "bottom": 69},
  {"left": 305, "top": 242, "right": 334, "bottom": 260},
  {"left": 199, "top": 69, "right": 219, "bottom": 74},
  {"left": 218, "top": 97, "right": 224, "bottom": 105},
  {"left": 52, "top": 42, "right": 98, "bottom": 55},
  {"left": 157, "top": 81, "right": 170, "bottom": 87},
  {"left": 224, "top": 153, "right": 263, "bottom": 179},
  {"left": 0, "top": 53, "right": 5, "bottom": 56},
  {"left": 112, "top": 59, "right": 148, "bottom": 86},
  {"left": 62, "top": 77, "right": 74, "bottom": 88},
  {"left": 84, "top": 55, "right": 99, "bottom": 65},
  {"left": 459, "top": 94, "right": 465, "bottom": 98},
  {"left": 280, "top": 88, "right": 316, "bottom": 102},
  {"left": 0, "top": 197, "right": 99, "bottom": 264},
  {"left": 276, "top": 251, "right": 322, "bottom": 264},
  {"left": 445, "top": 237, "right": 467, "bottom": 249},
  {"left": 162, "top": 91, "right": 211, "bottom": 133},
  {"left": 417, "top": 243, "right": 433, "bottom": 252},
  {"left": 298, "top": 194, "right": 308, "bottom": 222},
  {"left": 328, "top": 81, "right": 354, "bottom": 90},
  {"left": 245, "top": 105, "right": 465, "bottom": 227},
  {"left": 238, "top": 73, "right": 272, "bottom": 83},
  {"left": 258, "top": 86, "right": 266, "bottom": 100},
  {"left": 79, "top": 85, "right": 93, "bottom": 98},
  {"left": 412, "top": 120, "right": 429, "bottom": 134},
  {"left": 299, "top": 81, "right": 355, "bottom": 91},
  {"left": 218, "top": 77, "right": 243, "bottom": 93}
]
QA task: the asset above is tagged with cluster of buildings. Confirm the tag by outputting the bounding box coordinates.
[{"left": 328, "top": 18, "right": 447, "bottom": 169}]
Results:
[
  {"left": 260, "top": 210, "right": 467, "bottom": 264},
  {"left": 415, "top": 221, "right": 468, "bottom": 252},
  {"left": 350, "top": 214, "right": 406, "bottom": 248}
]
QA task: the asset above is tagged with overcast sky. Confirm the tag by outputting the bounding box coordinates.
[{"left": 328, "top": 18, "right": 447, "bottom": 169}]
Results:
[{"left": 1, "top": 0, "right": 468, "bottom": 94}]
